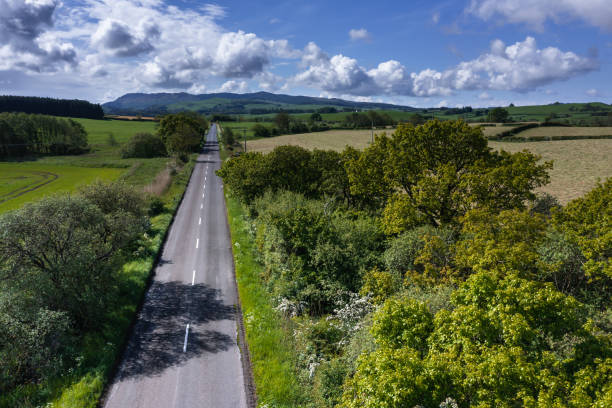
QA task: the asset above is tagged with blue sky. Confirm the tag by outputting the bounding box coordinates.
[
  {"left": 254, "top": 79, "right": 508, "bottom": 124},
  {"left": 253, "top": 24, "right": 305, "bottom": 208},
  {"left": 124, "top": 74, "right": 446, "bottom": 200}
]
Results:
[{"left": 0, "top": 0, "right": 610, "bottom": 107}]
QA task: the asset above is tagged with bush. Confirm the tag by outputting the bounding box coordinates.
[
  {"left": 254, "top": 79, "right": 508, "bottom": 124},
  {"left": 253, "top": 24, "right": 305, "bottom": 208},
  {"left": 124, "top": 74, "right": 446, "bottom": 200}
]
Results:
[
  {"left": 251, "top": 123, "right": 271, "bottom": 138},
  {"left": 121, "top": 132, "right": 167, "bottom": 158}
]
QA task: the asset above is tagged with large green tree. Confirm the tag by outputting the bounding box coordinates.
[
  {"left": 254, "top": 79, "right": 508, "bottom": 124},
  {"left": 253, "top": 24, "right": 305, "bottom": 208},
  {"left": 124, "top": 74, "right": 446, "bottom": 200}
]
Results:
[
  {"left": 342, "top": 272, "right": 612, "bottom": 408},
  {"left": 157, "top": 112, "right": 208, "bottom": 155},
  {"left": 345, "top": 120, "right": 551, "bottom": 233}
]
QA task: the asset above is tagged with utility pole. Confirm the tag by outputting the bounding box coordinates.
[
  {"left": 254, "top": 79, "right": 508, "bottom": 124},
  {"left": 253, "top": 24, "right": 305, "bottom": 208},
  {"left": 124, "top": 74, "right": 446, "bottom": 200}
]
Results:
[{"left": 371, "top": 119, "right": 374, "bottom": 144}]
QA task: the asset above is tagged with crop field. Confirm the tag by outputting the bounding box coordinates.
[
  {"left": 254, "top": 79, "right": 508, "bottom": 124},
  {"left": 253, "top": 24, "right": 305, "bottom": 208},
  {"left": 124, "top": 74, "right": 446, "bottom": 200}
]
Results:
[
  {"left": 514, "top": 126, "right": 612, "bottom": 138},
  {"left": 0, "top": 163, "right": 123, "bottom": 213},
  {"left": 247, "top": 129, "right": 611, "bottom": 204},
  {"left": 489, "top": 139, "right": 612, "bottom": 203}
]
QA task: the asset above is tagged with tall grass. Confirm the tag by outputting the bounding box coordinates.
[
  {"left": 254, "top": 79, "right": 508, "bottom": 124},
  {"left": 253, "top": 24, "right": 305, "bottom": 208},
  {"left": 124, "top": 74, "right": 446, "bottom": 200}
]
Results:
[{"left": 225, "top": 193, "right": 307, "bottom": 407}]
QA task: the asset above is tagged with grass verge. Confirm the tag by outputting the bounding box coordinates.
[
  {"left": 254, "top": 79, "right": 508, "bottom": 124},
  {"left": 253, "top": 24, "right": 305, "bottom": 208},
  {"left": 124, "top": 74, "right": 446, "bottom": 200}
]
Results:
[
  {"left": 224, "top": 179, "right": 305, "bottom": 407},
  {"left": 0, "top": 157, "right": 196, "bottom": 408}
]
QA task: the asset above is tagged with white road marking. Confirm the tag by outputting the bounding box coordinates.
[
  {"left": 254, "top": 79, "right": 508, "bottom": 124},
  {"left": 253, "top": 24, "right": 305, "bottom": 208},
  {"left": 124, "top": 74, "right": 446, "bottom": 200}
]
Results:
[
  {"left": 192, "top": 269, "right": 196, "bottom": 285},
  {"left": 200, "top": 204, "right": 203, "bottom": 209},
  {"left": 202, "top": 192, "right": 205, "bottom": 198},
  {"left": 199, "top": 217, "right": 201, "bottom": 225},
  {"left": 183, "top": 324, "right": 190, "bottom": 353},
  {"left": 196, "top": 238, "right": 199, "bottom": 249}
]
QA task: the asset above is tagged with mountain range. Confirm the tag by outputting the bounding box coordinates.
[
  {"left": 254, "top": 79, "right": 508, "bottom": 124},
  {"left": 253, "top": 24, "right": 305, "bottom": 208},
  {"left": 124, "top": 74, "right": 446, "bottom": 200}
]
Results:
[{"left": 101, "top": 91, "right": 417, "bottom": 116}]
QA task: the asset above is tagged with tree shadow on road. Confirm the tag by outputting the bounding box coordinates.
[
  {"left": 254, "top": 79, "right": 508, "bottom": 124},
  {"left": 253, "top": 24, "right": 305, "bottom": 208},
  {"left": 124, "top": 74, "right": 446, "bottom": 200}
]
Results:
[{"left": 115, "top": 280, "right": 235, "bottom": 380}]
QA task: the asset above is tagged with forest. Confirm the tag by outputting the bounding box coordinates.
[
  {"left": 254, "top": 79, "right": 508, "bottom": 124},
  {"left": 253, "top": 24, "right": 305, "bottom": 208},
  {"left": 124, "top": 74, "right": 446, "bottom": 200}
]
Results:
[
  {"left": 218, "top": 120, "right": 611, "bottom": 407},
  {"left": 0, "top": 112, "right": 89, "bottom": 157},
  {"left": 0, "top": 96, "right": 104, "bottom": 119}
]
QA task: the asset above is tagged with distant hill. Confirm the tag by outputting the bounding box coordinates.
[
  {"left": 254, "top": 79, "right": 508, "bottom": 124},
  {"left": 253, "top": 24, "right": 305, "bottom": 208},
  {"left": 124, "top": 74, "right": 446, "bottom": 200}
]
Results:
[{"left": 102, "top": 91, "right": 418, "bottom": 115}]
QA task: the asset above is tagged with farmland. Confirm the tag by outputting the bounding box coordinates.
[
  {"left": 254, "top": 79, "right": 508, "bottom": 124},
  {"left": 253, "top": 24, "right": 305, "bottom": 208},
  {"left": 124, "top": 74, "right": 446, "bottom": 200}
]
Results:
[
  {"left": 0, "top": 119, "right": 168, "bottom": 214},
  {"left": 0, "top": 163, "right": 123, "bottom": 213},
  {"left": 246, "top": 129, "right": 611, "bottom": 204},
  {"left": 514, "top": 126, "right": 612, "bottom": 138}
]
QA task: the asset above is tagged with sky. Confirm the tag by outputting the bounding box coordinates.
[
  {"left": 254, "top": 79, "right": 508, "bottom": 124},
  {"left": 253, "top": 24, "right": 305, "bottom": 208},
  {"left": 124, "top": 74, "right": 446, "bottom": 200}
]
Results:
[{"left": 0, "top": 0, "right": 611, "bottom": 107}]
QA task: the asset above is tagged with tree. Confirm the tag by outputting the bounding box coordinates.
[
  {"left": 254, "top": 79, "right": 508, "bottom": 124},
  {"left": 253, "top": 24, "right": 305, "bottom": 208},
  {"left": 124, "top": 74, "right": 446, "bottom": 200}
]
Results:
[
  {"left": 552, "top": 178, "right": 611, "bottom": 282},
  {"left": 157, "top": 112, "right": 208, "bottom": 155},
  {"left": 121, "top": 132, "right": 167, "bottom": 158},
  {"left": 220, "top": 126, "right": 235, "bottom": 148},
  {"left": 252, "top": 123, "right": 271, "bottom": 138},
  {"left": 310, "top": 112, "right": 323, "bottom": 122},
  {"left": 488, "top": 107, "right": 509, "bottom": 122},
  {"left": 345, "top": 120, "right": 550, "bottom": 233},
  {"left": 0, "top": 191, "right": 147, "bottom": 330},
  {"left": 274, "top": 111, "right": 291, "bottom": 132},
  {"left": 341, "top": 272, "right": 611, "bottom": 408}
]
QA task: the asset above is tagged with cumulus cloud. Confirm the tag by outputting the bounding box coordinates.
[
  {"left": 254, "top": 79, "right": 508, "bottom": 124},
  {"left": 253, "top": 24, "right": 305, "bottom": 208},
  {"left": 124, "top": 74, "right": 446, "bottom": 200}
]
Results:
[
  {"left": 294, "top": 37, "right": 597, "bottom": 97},
  {"left": 92, "top": 19, "right": 159, "bottom": 57},
  {"left": 294, "top": 43, "right": 376, "bottom": 95},
  {"left": 0, "top": 0, "right": 76, "bottom": 71},
  {"left": 218, "top": 80, "right": 248, "bottom": 93},
  {"left": 349, "top": 28, "right": 371, "bottom": 42},
  {"left": 468, "top": 0, "right": 612, "bottom": 30}
]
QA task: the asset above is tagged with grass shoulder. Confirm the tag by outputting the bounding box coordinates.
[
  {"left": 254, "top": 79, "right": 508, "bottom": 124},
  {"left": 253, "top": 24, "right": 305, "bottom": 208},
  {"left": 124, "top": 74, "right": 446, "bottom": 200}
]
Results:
[{"left": 224, "top": 188, "right": 307, "bottom": 407}]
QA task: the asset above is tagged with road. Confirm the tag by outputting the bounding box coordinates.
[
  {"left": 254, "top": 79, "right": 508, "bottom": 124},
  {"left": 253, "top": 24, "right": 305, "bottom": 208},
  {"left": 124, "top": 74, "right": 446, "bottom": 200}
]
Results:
[{"left": 104, "top": 124, "right": 249, "bottom": 408}]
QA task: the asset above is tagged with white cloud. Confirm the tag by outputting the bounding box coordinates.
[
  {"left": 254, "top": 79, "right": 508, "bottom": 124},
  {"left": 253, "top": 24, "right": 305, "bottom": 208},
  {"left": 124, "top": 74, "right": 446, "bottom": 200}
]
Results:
[
  {"left": 468, "top": 0, "right": 612, "bottom": 30},
  {"left": 586, "top": 88, "right": 600, "bottom": 97},
  {"left": 0, "top": 0, "right": 76, "bottom": 71},
  {"left": 432, "top": 12, "right": 440, "bottom": 24},
  {"left": 349, "top": 28, "right": 371, "bottom": 42},
  {"left": 479, "top": 92, "right": 491, "bottom": 99},
  {"left": 295, "top": 37, "right": 597, "bottom": 97},
  {"left": 91, "top": 19, "right": 159, "bottom": 57},
  {"left": 437, "top": 100, "right": 448, "bottom": 108},
  {"left": 201, "top": 4, "right": 226, "bottom": 19},
  {"left": 218, "top": 80, "right": 248, "bottom": 93}
]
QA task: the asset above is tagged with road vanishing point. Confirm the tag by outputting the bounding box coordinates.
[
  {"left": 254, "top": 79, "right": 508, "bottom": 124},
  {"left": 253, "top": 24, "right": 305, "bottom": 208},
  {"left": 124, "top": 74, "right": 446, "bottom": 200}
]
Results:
[{"left": 104, "top": 124, "right": 249, "bottom": 408}]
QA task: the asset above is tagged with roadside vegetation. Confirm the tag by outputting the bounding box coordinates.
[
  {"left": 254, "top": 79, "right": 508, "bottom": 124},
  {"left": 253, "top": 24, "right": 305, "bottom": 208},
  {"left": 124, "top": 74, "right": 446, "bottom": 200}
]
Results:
[
  {"left": 0, "top": 109, "right": 208, "bottom": 407},
  {"left": 218, "top": 119, "right": 611, "bottom": 407}
]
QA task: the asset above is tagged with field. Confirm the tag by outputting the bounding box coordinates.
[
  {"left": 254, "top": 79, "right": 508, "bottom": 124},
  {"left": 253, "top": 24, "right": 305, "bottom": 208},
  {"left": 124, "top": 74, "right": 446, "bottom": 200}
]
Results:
[
  {"left": 0, "top": 163, "right": 123, "bottom": 213},
  {"left": 514, "top": 126, "right": 612, "bottom": 138},
  {"left": 219, "top": 121, "right": 261, "bottom": 139},
  {"left": 489, "top": 139, "right": 612, "bottom": 203},
  {"left": 71, "top": 118, "right": 157, "bottom": 145},
  {"left": 247, "top": 129, "right": 611, "bottom": 204},
  {"left": 0, "top": 119, "right": 169, "bottom": 214}
]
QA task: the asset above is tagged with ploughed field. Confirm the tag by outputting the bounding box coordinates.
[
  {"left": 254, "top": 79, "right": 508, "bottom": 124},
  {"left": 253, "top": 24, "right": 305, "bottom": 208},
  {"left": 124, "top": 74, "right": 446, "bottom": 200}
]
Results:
[{"left": 246, "top": 129, "right": 612, "bottom": 204}]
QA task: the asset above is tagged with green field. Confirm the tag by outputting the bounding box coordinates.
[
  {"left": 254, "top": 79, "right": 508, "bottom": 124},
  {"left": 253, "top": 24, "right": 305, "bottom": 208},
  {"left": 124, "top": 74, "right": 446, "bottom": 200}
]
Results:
[
  {"left": 0, "top": 163, "right": 124, "bottom": 213},
  {"left": 219, "top": 121, "right": 261, "bottom": 139},
  {"left": 72, "top": 118, "right": 158, "bottom": 145},
  {"left": 0, "top": 118, "right": 170, "bottom": 214}
]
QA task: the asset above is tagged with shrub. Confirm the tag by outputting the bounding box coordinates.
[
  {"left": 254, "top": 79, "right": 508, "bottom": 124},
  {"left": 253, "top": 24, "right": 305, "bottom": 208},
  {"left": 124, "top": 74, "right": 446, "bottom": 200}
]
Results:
[
  {"left": 121, "top": 132, "right": 167, "bottom": 158},
  {"left": 251, "top": 123, "right": 271, "bottom": 138}
]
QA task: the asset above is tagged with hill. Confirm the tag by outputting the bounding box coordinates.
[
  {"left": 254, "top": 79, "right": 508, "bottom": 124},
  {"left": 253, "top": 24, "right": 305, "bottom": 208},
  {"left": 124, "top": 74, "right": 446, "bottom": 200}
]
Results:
[{"left": 102, "top": 91, "right": 417, "bottom": 115}]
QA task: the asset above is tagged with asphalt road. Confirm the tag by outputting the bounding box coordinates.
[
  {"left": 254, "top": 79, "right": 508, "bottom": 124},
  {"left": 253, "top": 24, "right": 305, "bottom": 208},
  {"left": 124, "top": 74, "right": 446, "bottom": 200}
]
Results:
[{"left": 104, "top": 124, "right": 248, "bottom": 408}]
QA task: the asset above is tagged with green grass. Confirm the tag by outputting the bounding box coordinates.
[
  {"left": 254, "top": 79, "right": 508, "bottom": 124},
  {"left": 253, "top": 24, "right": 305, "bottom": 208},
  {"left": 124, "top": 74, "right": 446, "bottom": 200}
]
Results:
[
  {"left": 71, "top": 118, "right": 157, "bottom": 145},
  {"left": 225, "top": 194, "right": 306, "bottom": 407},
  {"left": 0, "top": 163, "right": 123, "bottom": 213},
  {"left": 0, "top": 118, "right": 171, "bottom": 214},
  {"left": 219, "top": 121, "right": 262, "bottom": 140}
]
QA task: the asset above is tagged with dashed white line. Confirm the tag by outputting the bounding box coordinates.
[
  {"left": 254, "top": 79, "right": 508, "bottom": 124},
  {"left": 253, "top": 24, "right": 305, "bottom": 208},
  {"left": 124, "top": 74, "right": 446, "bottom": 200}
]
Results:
[
  {"left": 192, "top": 269, "right": 196, "bottom": 285},
  {"left": 183, "top": 324, "right": 190, "bottom": 353},
  {"left": 202, "top": 192, "right": 205, "bottom": 198},
  {"left": 198, "top": 217, "right": 201, "bottom": 225},
  {"left": 200, "top": 204, "right": 203, "bottom": 209},
  {"left": 196, "top": 238, "right": 199, "bottom": 249}
]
